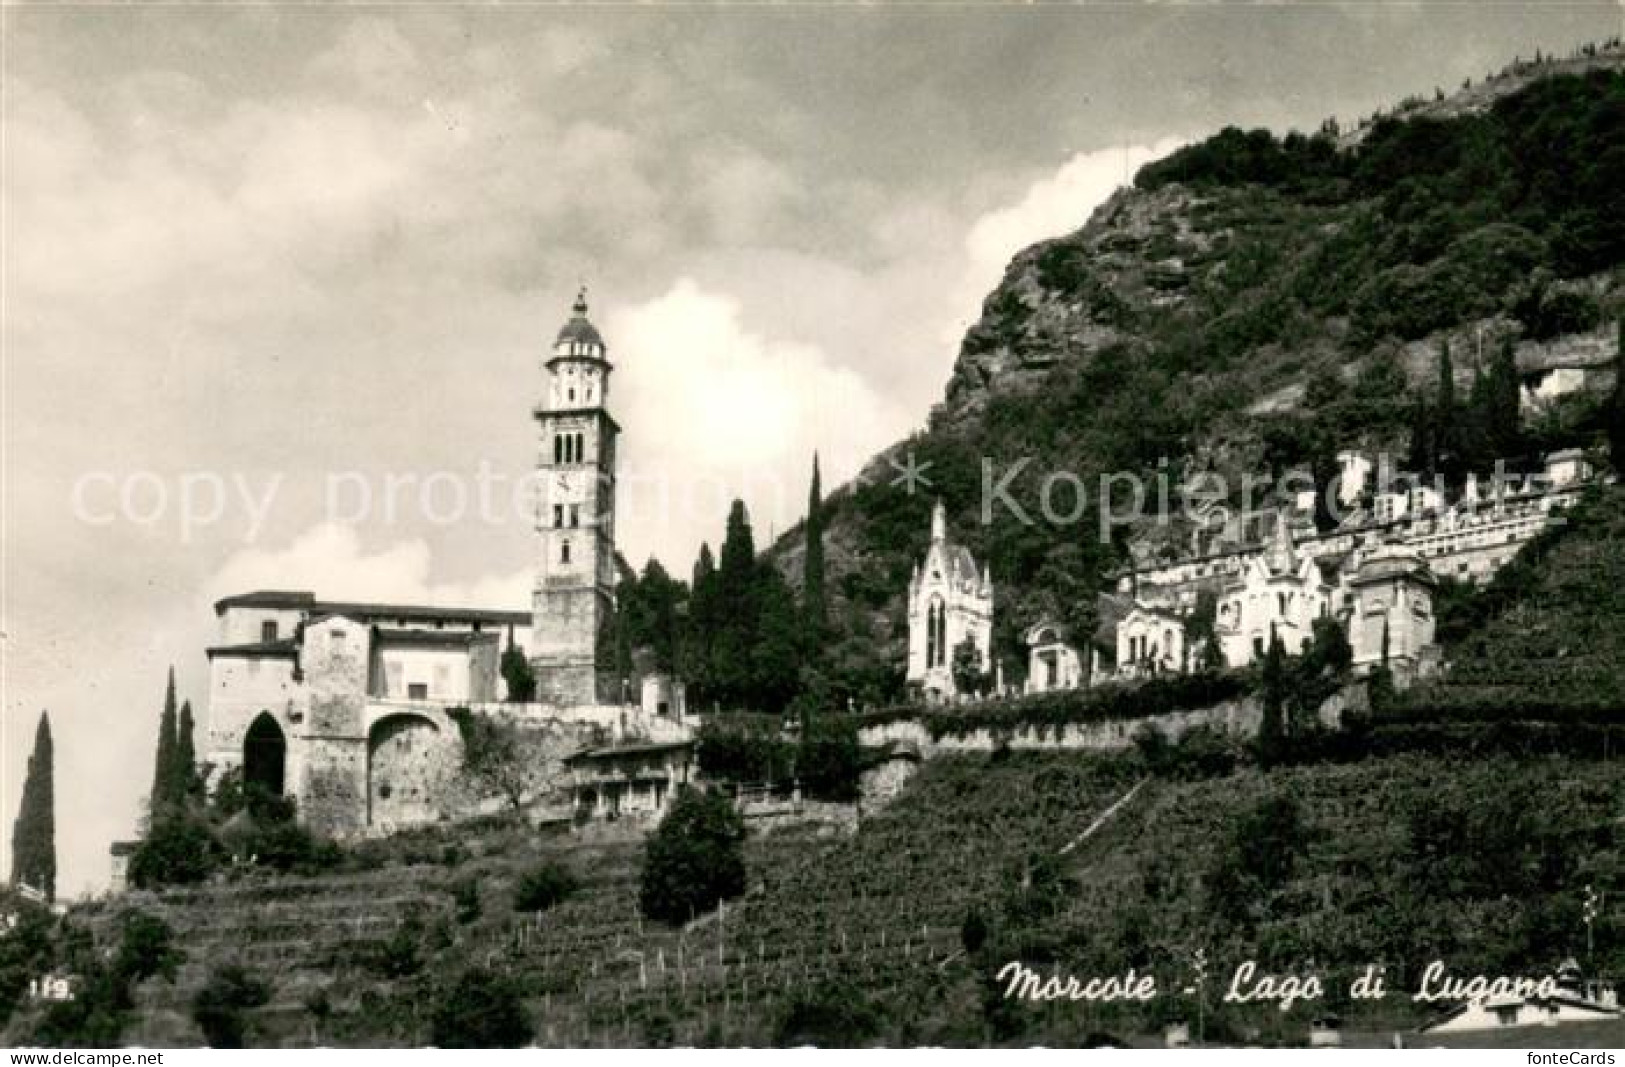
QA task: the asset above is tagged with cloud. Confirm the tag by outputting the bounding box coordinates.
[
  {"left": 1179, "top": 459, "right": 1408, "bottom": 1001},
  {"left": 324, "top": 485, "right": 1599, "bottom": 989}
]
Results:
[
  {"left": 609, "top": 279, "right": 908, "bottom": 567},
  {"left": 965, "top": 137, "right": 1188, "bottom": 285},
  {"left": 205, "top": 523, "right": 531, "bottom": 611}
]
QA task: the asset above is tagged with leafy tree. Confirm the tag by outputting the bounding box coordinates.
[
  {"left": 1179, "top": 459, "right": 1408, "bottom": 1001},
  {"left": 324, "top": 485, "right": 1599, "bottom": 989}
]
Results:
[
  {"left": 951, "top": 636, "right": 989, "bottom": 698},
  {"left": 1287, "top": 616, "right": 1353, "bottom": 730},
  {"left": 639, "top": 786, "right": 746, "bottom": 925},
  {"left": 621, "top": 558, "right": 686, "bottom": 676},
  {"left": 1185, "top": 591, "right": 1223, "bottom": 671},
  {"left": 499, "top": 627, "right": 536, "bottom": 703},
  {"left": 192, "top": 964, "right": 271, "bottom": 1048},
  {"left": 10, "top": 712, "right": 55, "bottom": 900},
  {"left": 430, "top": 968, "right": 530, "bottom": 1048},
  {"left": 456, "top": 714, "right": 533, "bottom": 812}
]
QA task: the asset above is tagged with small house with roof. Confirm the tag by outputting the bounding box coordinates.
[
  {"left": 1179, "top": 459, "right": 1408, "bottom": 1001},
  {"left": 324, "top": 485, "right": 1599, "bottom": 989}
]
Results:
[{"left": 563, "top": 740, "right": 694, "bottom": 821}]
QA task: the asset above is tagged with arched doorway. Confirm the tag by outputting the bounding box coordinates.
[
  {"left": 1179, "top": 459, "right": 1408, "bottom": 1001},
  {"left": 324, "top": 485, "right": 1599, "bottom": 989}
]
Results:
[
  {"left": 243, "top": 713, "right": 286, "bottom": 796},
  {"left": 368, "top": 714, "right": 451, "bottom": 829}
]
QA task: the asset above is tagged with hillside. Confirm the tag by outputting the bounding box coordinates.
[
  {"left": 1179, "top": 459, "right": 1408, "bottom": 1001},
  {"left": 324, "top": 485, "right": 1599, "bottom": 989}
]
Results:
[
  {"left": 17, "top": 737, "right": 1625, "bottom": 1047},
  {"left": 779, "top": 48, "right": 1624, "bottom": 705},
  {"left": 19, "top": 471, "right": 1625, "bottom": 1047}
]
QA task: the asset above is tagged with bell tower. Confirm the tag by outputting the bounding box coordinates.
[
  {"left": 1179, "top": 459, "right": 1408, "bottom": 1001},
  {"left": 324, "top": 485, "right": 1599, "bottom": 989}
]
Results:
[{"left": 532, "top": 289, "right": 620, "bottom": 705}]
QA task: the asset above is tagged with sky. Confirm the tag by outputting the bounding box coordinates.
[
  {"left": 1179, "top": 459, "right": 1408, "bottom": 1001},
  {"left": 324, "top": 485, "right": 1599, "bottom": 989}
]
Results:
[{"left": 4, "top": 2, "right": 1620, "bottom": 896}]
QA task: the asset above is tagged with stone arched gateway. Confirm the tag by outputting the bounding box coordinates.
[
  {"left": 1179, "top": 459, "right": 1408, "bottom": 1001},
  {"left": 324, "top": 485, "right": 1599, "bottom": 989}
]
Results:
[
  {"left": 243, "top": 712, "right": 287, "bottom": 797},
  {"left": 367, "top": 713, "right": 457, "bottom": 830}
]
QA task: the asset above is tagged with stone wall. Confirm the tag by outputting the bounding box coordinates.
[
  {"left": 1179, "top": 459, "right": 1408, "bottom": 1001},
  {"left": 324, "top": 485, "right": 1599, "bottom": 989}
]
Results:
[
  {"left": 856, "top": 696, "right": 1265, "bottom": 756},
  {"left": 299, "top": 618, "right": 372, "bottom": 835},
  {"left": 367, "top": 712, "right": 460, "bottom": 830},
  {"left": 857, "top": 756, "right": 920, "bottom": 810}
]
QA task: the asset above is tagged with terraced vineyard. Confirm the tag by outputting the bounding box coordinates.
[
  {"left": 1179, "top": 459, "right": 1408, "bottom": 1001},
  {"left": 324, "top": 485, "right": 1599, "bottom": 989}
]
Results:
[
  {"left": 41, "top": 738, "right": 1625, "bottom": 1047},
  {"left": 1406, "top": 485, "right": 1625, "bottom": 716},
  {"left": 987, "top": 753, "right": 1625, "bottom": 1046},
  {"left": 81, "top": 753, "right": 1138, "bottom": 1046}
]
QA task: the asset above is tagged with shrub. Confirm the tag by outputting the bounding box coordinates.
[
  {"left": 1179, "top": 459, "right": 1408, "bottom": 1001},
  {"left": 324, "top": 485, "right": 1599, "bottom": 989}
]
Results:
[
  {"left": 128, "top": 815, "right": 222, "bottom": 889},
  {"left": 775, "top": 982, "right": 882, "bottom": 1047},
  {"left": 430, "top": 968, "right": 530, "bottom": 1048},
  {"left": 191, "top": 965, "right": 270, "bottom": 1048},
  {"left": 639, "top": 787, "right": 747, "bottom": 926},
  {"left": 113, "top": 912, "right": 179, "bottom": 985},
  {"left": 797, "top": 717, "right": 861, "bottom": 802},
  {"left": 513, "top": 861, "right": 578, "bottom": 913},
  {"left": 363, "top": 913, "right": 425, "bottom": 979},
  {"left": 449, "top": 876, "right": 481, "bottom": 924}
]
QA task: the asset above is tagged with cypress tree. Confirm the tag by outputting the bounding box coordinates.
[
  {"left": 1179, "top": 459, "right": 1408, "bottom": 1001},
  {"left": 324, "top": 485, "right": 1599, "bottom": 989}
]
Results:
[
  {"left": 687, "top": 544, "right": 720, "bottom": 707},
  {"left": 9, "top": 712, "right": 55, "bottom": 901},
  {"left": 499, "top": 627, "right": 536, "bottom": 703},
  {"left": 1406, "top": 395, "right": 1435, "bottom": 478},
  {"left": 151, "top": 667, "right": 179, "bottom": 819},
  {"left": 176, "top": 701, "right": 198, "bottom": 802},
  {"left": 1434, "top": 340, "right": 1459, "bottom": 487},
  {"left": 713, "top": 501, "right": 760, "bottom": 707},
  {"left": 1258, "top": 626, "right": 1287, "bottom": 765},
  {"left": 802, "top": 453, "right": 827, "bottom": 646},
  {"left": 1486, "top": 335, "right": 1523, "bottom": 460}
]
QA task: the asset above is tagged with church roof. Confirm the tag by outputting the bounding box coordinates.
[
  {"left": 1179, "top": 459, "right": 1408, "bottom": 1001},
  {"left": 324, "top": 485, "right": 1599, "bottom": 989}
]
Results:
[
  {"left": 938, "top": 542, "right": 979, "bottom": 579},
  {"left": 1352, "top": 543, "right": 1436, "bottom": 587},
  {"left": 555, "top": 289, "right": 605, "bottom": 348},
  {"left": 213, "top": 590, "right": 528, "bottom": 626}
]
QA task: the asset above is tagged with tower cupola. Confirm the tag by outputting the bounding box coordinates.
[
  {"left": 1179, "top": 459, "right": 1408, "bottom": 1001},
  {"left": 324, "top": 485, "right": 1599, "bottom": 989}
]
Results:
[{"left": 553, "top": 288, "right": 607, "bottom": 360}]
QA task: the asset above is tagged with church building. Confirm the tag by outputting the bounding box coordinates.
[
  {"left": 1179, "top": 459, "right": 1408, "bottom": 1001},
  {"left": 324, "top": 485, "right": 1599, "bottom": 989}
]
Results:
[
  {"left": 906, "top": 501, "right": 994, "bottom": 701},
  {"left": 202, "top": 293, "right": 625, "bottom": 837}
]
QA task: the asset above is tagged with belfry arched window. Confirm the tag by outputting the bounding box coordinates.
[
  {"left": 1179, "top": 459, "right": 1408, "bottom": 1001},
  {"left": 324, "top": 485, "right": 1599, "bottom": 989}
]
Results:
[{"left": 927, "top": 596, "right": 948, "bottom": 668}]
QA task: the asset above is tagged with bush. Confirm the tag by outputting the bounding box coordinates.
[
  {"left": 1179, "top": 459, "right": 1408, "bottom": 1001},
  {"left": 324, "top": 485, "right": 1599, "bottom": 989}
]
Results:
[
  {"left": 430, "top": 968, "right": 530, "bottom": 1048},
  {"left": 775, "top": 982, "right": 882, "bottom": 1047},
  {"left": 861, "top": 670, "right": 1248, "bottom": 741},
  {"left": 513, "top": 861, "right": 578, "bottom": 913},
  {"left": 1134, "top": 723, "right": 1242, "bottom": 780},
  {"left": 695, "top": 719, "right": 794, "bottom": 784},
  {"left": 798, "top": 717, "right": 861, "bottom": 802},
  {"left": 449, "top": 876, "right": 481, "bottom": 924},
  {"left": 112, "top": 912, "right": 179, "bottom": 985},
  {"left": 362, "top": 913, "right": 425, "bottom": 979},
  {"left": 639, "top": 787, "right": 747, "bottom": 926},
  {"left": 191, "top": 965, "right": 270, "bottom": 1048},
  {"left": 128, "top": 815, "right": 222, "bottom": 889}
]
